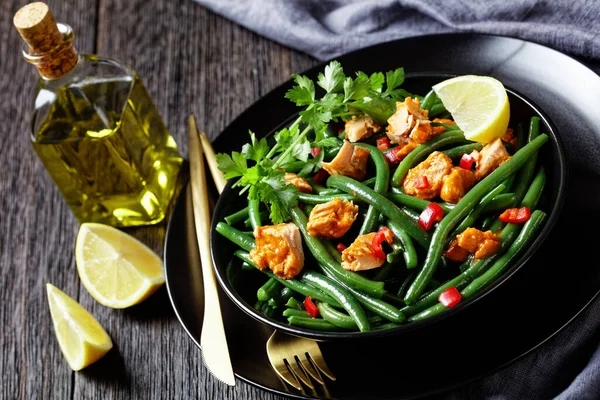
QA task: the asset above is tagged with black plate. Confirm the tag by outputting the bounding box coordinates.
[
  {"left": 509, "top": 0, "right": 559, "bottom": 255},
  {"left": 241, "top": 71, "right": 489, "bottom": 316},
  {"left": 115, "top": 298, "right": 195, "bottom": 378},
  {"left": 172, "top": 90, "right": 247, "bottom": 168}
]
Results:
[{"left": 164, "top": 33, "right": 600, "bottom": 399}]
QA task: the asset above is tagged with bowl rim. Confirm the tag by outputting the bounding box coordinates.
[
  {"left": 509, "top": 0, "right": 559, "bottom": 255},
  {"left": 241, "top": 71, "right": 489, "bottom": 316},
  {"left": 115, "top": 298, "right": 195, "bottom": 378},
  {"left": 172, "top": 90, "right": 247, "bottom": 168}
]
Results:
[{"left": 210, "top": 73, "right": 569, "bottom": 341}]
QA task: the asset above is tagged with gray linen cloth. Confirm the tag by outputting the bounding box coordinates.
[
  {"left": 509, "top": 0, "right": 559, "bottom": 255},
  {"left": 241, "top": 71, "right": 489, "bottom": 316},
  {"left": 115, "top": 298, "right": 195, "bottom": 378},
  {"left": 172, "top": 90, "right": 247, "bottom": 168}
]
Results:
[{"left": 193, "top": 1, "right": 600, "bottom": 398}]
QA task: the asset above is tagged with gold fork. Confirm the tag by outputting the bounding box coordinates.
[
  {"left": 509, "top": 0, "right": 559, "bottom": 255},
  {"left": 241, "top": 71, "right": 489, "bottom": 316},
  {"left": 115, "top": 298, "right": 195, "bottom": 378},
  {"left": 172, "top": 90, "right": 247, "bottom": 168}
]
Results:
[
  {"left": 196, "top": 122, "right": 336, "bottom": 391},
  {"left": 266, "top": 330, "right": 336, "bottom": 391}
]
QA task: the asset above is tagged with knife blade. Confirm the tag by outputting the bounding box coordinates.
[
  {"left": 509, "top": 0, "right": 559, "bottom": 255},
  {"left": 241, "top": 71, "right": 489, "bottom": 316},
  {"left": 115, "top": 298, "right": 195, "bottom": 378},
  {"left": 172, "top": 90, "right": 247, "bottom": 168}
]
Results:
[{"left": 187, "top": 114, "right": 235, "bottom": 386}]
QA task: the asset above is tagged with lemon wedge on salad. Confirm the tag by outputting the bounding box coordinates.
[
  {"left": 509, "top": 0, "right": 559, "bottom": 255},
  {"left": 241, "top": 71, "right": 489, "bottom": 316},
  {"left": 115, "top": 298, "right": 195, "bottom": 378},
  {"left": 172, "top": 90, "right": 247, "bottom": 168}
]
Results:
[
  {"left": 432, "top": 75, "right": 510, "bottom": 143},
  {"left": 46, "top": 283, "right": 113, "bottom": 370},
  {"left": 75, "top": 222, "right": 165, "bottom": 309}
]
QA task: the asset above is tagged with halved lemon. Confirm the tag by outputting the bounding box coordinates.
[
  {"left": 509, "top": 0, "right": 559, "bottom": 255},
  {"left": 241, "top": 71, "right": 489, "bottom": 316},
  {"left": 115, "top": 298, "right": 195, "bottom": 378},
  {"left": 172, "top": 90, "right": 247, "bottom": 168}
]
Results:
[
  {"left": 75, "top": 222, "right": 165, "bottom": 309},
  {"left": 46, "top": 283, "right": 113, "bottom": 370},
  {"left": 432, "top": 75, "right": 510, "bottom": 143}
]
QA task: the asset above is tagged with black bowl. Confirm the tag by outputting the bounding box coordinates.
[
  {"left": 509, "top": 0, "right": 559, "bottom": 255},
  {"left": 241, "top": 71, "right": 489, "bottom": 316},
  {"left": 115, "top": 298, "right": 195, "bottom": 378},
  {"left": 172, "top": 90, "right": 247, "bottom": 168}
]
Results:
[{"left": 210, "top": 73, "right": 568, "bottom": 342}]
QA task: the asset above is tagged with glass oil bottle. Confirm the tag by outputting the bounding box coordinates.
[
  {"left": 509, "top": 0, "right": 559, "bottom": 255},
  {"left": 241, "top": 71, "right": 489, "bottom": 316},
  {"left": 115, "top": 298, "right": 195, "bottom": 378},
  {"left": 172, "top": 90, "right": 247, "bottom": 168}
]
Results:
[{"left": 14, "top": 2, "right": 183, "bottom": 227}]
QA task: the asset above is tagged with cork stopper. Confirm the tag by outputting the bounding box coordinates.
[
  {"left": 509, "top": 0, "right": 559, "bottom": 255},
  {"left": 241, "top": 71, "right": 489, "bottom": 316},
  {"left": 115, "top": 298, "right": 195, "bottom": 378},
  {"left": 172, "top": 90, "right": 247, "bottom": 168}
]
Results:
[{"left": 13, "top": 2, "right": 78, "bottom": 79}]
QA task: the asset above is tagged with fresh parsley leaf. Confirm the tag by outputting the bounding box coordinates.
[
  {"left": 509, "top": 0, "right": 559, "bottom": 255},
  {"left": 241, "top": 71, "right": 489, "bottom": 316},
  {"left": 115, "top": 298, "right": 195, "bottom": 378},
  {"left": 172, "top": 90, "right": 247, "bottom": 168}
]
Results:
[
  {"left": 257, "top": 173, "right": 299, "bottom": 224},
  {"left": 313, "top": 136, "right": 342, "bottom": 149},
  {"left": 300, "top": 107, "right": 331, "bottom": 132},
  {"left": 384, "top": 68, "right": 405, "bottom": 94},
  {"left": 370, "top": 72, "right": 385, "bottom": 91},
  {"left": 343, "top": 72, "right": 372, "bottom": 102},
  {"left": 216, "top": 152, "right": 247, "bottom": 179},
  {"left": 241, "top": 131, "right": 269, "bottom": 162},
  {"left": 317, "top": 61, "right": 345, "bottom": 93},
  {"left": 284, "top": 74, "right": 315, "bottom": 106},
  {"left": 298, "top": 150, "right": 324, "bottom": 177}
]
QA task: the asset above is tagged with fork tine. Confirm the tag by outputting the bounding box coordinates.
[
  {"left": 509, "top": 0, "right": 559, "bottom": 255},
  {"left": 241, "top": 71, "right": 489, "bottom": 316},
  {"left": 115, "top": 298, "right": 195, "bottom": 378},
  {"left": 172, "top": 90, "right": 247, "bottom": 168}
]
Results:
[
  {"left": 307, "top": 350, "right": 337, "bottom": 381},
  {"left": 296, "top": 352, "right": 324, "bottom": 384},
  {"left": 268, "top": 356, "right": 303, "bottom": 391},
  {"left": 287, "top": 357, "right": 315, "bottom": 389}
]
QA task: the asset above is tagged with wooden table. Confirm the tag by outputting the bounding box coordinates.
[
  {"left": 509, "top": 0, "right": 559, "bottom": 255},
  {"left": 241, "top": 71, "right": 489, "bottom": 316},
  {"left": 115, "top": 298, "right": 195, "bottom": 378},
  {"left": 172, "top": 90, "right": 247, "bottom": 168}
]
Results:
[{"left": 1, "top": 1, "right": 317, "bottom": 398}]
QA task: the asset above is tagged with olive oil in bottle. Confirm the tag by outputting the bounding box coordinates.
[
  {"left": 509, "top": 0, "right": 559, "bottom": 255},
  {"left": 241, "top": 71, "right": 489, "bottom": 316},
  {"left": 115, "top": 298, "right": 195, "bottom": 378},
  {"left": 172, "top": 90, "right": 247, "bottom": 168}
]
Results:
[{"left": 14, "top": 2, "right": 182, "bottom": 227}]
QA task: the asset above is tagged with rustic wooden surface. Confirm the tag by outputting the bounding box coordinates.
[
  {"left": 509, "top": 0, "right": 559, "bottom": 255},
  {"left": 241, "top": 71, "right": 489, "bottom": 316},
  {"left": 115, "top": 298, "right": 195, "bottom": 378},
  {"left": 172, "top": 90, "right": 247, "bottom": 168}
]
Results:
[{"left": 0, "top": 1, "right": 317, "bottom": 399}]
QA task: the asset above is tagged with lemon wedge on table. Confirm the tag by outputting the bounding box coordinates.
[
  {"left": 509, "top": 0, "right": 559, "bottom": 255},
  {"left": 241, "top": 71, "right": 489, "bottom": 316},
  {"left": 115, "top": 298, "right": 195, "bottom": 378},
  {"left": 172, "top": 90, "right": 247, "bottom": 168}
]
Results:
[
  {"left": 46, "top": 283, "right": 113, "bottom": 371},
  {"left": 432, "top": 75, "right": 510, "bottom": 143},
  {"left": 75, "top": 222, "right": 165, "bottom": 309}
]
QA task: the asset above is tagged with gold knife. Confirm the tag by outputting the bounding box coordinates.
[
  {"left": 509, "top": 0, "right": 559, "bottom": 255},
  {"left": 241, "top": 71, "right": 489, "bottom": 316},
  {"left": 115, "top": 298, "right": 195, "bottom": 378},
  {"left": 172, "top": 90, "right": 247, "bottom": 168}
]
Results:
[{"left": 187, "top": 114, "right": 235, "bottom": 386}]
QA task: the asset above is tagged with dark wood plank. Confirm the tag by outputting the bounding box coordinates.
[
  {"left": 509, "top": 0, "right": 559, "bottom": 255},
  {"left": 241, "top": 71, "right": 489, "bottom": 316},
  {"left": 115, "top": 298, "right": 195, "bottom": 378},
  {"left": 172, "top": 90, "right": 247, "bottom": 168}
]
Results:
[{"left": 0, "top": 1, "right": 98, "bottom": 399}]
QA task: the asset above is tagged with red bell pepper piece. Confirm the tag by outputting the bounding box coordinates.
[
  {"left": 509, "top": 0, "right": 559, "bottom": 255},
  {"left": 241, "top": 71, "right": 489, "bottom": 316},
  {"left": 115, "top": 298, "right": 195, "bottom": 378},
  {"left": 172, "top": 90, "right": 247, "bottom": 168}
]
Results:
[
  {"left": 371, "top": 227, "right": 394, "bottom": 260},
  {"left": 384, "top": 148, "right": 401, "bottom": 165},
  {"left": 311, "top": 147, "right": 322, "bottom": 157},
  {"left": 376, "top": 137, "right": 391, "bottom": 151},
  {"left": 313, "top": 168, "right": 329, "bottom": 184},
  {"left": 418, "top": 202, "right": 444, "bottom": 231},
  {"left": 416, "top": 176, "right": 429, "bottom": 189},
  {"left": 459, "top": 153, "right": 475, "bottom": 170},
  {"left": 443, "top": 239, "right": 470, "bottom": 263},
  {"left": 336, "top": 242, "right": 347, "bottom": 253},
  {"left": 499, "top": 207, "right": 531, "bottom": 223},
  {"left": 304, "top": 297, "right": 319, "bottom": 318},
  {"left": 438, "top": 286, "right": 462, "bottom": 308}
]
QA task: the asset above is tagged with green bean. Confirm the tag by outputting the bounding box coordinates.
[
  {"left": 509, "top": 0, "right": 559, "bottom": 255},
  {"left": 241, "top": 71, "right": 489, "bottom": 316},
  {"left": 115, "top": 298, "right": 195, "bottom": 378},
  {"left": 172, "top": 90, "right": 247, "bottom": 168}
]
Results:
[
  {"left": 326, "top": 176, "right": 430, "bottom": 249},
  {"left": 301, "top": 271, "right": 371, "bottom": 332},
  {"left": 317, "top": 302, "right": 359, "bottom": 330},
  {"left": 387, "top": 189, "right": 454, "bottom": 214},
  {"left": 289, "top": 206, "right": 385, "bottom": 297},
  {"left": 282, "top": 308, "right": 310, "bottom": 318},
  {"left": 333, "top": 279, "right": 406, "bottom": 323},
  {"left": 428, "top": 101, "right": 448, "bottom": 118},
  {"left": 216, "top": 222, "right": 255, "bottom": 251},
  {"left": 403, "top": 134, "right": 548, "bottom": 304},
  {"left": 260, "top": 301, "right": 276, "bottom": 318},
  {"left": 386, "top": 220, "right": 418, "bottom": 269},
  {"left": 234, "top": 250, "right": 342, "bottom": 307},
  {"left": 244, "top": 210, "right": 268, "bottom": 229},
  {"left": 449, "top": 183, "right": 506, "bottom": 240},
  {"left": 224, "top": 207, "right": 249, "bottom": 225},
  {"left": 373, "top": 322, "right": 400, "bottom": 330},
  {"left": 513, "top": 117, "right": 541, "bottom": 203},
  {"left": 409, "top": 210, "right": 547, "bottom": 322},
  {"left": 248, "top": 185, "right": 262, "bottom": 231},
  {"left": 500, "top": 175, "right": 516, "bottom": 193},
  {"left": 268, "top": 287, "right": 295, "bottom": 308},
  {"left": 420, "top": 89, "right": 438, "bottom": 111},
  {"left": 354, "top": 143, "right": 390, "bottom": 235},
  {"left": 401, "top": 222, "right": 520, "bottom": 316},
  {"left": 241, "top": 262, "right": 255, "bottom": 271},
  {"left": 441, "top": 142, "right": 483, "bottom": 160},
  {"left": 397, "top": 271, "right": 416, "bottom": 297},
  {"left": 257, "top": 278, "right": 281, "bottom": 301},
  {"left": 285, "top": 296, "right": 304, "bottom": 310},
  {"left": 363, "top": 177, "right": 377, "bottom": 188},
  {"left": 482, "top": 193, "right": 517, "bottom": 213},
  {"left": 297, "top": 192, "right": 358, "bottom": 205},
  {"left": 317, "top": 303, "right": 389, "bottom": 330},
  {"left": 322, "top": 239, "right": 344, "bottom": 263},
  {"left": 287, "top": 316, "right": 346, "bottom": 331},
  {"left": 392, "top": 130, "right": 467, "bottom": 187},
  {"left": 405, "top": 163, "right": 547, "bottom": 315}
]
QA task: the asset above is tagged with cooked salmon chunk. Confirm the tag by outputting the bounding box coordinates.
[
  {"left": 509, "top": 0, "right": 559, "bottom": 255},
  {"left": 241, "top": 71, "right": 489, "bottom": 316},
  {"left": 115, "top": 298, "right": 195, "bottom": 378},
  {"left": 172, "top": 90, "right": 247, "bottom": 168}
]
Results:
[
  {"left": 341, "top": 233, "right": 384, "bottom": 272},
  {"left": 409, "top": 119, "right": 436, "bottom": 144},
  {"left": 455, "top": 227, "right": 501, "bottom": 259},
  {"left": 284, "top": 172, "right": 312, "bottom": 193},
  {"left": 402, "top": 151, "right": 453, "bottom": 200},
  {"left": 322, "top": 140, "right": 370, "bottom": 181},
  {"left": 431, "top": 118, "right": 456, "bottom": 135},
  {"left": 470, "top": 138, "right": 511, "bottom": 180},
  {"left": 440, "top": 167, "right": 477, "bottom": 203},
  {"left": 307, "top": 198, "right": 359, "bottom": 239},
  {"left": 249, "top": 223, "right": 304, "bottom": 279},
  {"left": 386, "top": 101, "right": 415, "bottom": 144},
  {"left": 345, "top": 115, "right": 381, "bottom": 142}
]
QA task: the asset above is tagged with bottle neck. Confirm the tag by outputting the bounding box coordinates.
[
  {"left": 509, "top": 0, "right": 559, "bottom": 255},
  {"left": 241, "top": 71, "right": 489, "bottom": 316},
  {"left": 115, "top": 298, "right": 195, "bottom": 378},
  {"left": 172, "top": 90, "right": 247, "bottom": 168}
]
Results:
[{"left": 22, "top": 23, "right": 79, "bottom": 80}]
